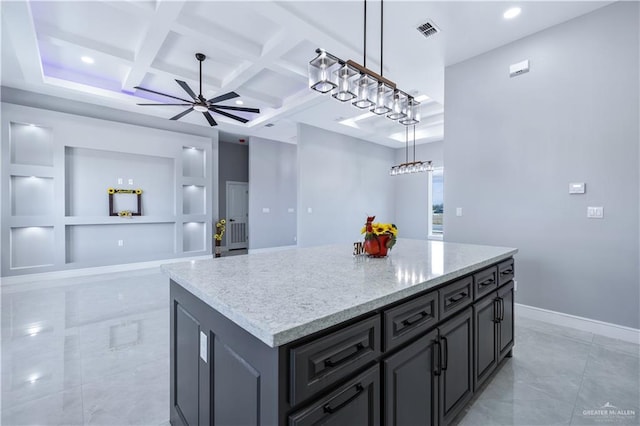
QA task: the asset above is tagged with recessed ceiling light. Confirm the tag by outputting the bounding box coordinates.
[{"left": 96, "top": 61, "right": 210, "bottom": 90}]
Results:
[
  {"left": 503, "top": 7, "right": 521, "bottom": 19},
  {"left": 235, "top": 100, "right": 244, "bottom": 105},
  {"left": 81, "top": 56, "right": 94, "bottom": 64}
]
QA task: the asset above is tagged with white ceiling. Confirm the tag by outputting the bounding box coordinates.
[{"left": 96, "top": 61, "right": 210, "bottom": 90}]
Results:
[{"left": 1, "top": 0, "right": 610, "bottom": 147}]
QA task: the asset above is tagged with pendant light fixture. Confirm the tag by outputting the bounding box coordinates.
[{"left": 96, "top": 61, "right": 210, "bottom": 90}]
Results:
[
  {"left": 308, "top": 0, "right": 421, "bottom": 126},
  {"left": 390, "top": 125, "right": 433, "bottom": 175}
]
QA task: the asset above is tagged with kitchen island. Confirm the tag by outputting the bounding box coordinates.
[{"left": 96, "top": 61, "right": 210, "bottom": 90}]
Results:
[{"left": 162, "top": 239, "right": 517, "bottom": 426}]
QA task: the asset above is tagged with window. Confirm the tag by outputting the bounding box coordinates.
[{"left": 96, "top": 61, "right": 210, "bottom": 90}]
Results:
[{"left": 428, "top": 168, "right": 444, "bottom": 239}]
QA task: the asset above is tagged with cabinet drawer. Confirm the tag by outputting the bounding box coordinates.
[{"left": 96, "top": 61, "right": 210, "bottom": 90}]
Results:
[
  {"left": 288, "top": 364, "right": 380, "bottom": 426},
  {"left": 383, "top": 292, "right": 438, "bottom": 351},
  {"left": 473, "top": 266, "right": 498, "bottom": 300},
  {"left": 289, "top": 315, "right": 381, "bottom": 405},
  {"left": 439, "top": 276, "right": 473, "bottom": 320},
  {"left": 498, "top": 258, "right": 515, "bottom": 286}
]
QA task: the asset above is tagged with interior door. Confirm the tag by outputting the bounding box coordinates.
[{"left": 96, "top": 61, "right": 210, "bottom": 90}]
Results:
[{"left": 226, "top": 181, "right": 248, "bottom": 250}]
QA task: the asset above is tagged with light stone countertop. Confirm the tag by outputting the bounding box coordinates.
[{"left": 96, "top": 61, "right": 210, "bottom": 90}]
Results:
[{"left": 161, "top": 239, "right": 517, "bottom": 348}]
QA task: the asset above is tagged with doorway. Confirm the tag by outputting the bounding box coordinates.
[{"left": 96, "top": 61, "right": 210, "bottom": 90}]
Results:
[{"left": 226, "top": 181, "right": 248, "bottom": 250}]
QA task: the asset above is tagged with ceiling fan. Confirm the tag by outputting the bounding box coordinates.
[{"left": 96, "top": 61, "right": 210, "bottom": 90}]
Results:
[{"left": 134, "top": 53, "right": 260, "bottom": 127}]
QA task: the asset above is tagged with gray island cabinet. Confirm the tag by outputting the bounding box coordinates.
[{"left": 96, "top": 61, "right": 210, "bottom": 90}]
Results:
[{"left": 162, "top": 239, "right": 517, "bottom": 426}]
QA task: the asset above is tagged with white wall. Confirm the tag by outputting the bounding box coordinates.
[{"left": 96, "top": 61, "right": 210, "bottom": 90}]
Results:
[
  {"left": 297, "top": 124, "right": 396, "bottom": 247},
  {"left": 444, "top": 2, "right": 639, "bottom": 328},
  {"left": 393, "top": 141, "right": 443, "bottom": 239},
  {"left": 1, "top": 102, "right": 216, "bottom": 276},
  {"left": 248, "top": 137, "right": 297, "bottom": 250}
]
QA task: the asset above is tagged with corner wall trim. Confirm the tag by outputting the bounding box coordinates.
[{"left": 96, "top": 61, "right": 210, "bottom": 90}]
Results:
[{"left": 516, "top": 303, "right": 640, "bottom": 344}]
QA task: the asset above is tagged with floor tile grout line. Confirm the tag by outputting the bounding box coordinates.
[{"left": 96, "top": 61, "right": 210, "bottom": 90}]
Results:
[{"left": 569, "top": 335, "right": 595, "bottom": 426}]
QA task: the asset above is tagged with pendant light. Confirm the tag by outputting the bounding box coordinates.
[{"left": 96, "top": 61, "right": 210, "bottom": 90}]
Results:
[{"left": 390, "top": 125, "right": 433, "bottom": 175}]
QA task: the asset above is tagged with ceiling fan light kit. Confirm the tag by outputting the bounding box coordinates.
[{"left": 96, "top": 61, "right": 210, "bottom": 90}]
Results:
[
  {"left": 308, "top": 0, "right": 421, "bottom": 126},
  {"left": 134, "top": 53, "right": 260, "bottom": 127}
]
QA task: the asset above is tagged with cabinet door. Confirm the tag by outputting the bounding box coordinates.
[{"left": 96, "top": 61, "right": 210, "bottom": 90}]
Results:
[
  {"left": 473, "top": 294, "right": 498, "bottom": 391},
  {"left": 438, "top": 308, "right": 473, "bottom": 425},
  {"left": 498, "top": 281, "right": 515, "bottom": 360},
  {"left": 289, "top": 365, "right": 380, "bottom": 426},
  {"left": 383, "top": 329, "right": 438, "bottom": 426}
]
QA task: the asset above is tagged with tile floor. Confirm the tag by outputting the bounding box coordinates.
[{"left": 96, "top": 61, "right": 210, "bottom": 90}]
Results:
[{"left": 1, "top": 267, "right": 638, "bottom": 426}]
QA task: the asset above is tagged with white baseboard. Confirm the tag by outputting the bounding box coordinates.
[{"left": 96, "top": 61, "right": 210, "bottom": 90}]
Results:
[
  {"left": 516, "top": 303, "right": 640, "bottom": 344},
  {"left": 248, "top": 245, "right": 297, "bottom": 255},
  {"left": 0, "top": 254, "right": 213, "bottom": 287}
]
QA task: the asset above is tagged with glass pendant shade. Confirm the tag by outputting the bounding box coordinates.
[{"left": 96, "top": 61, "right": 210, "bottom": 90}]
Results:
[
  {"left": 370, "top": 82, "right": 392, "bottom": 115},
  {"left": 352, "top": 74, "right": 376, "bottom": 108},
  {"left": 308, "top": 51, "right": 339, "bottom": 93},
  {"left": 399, "top": 98, "right": 421, "bottom": 125},
  {"left": 387, "top": 91, "right": 408, "bottom": 120},
  {"left": 332, "top": 64, "right": 357, "bottom": 102}
]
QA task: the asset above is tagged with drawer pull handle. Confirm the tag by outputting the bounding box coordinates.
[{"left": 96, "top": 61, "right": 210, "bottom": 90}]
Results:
[
  {"left": 500, "top": 269, "right": 513, "bottom": 276},
  {"left": 448, "top": 292, "right": 467, "bottom": 304},
  {"left": 324, "top": 342, "right": 365, "bottom": 368},
  {"left": 479, "top": 278, "right": 495, "bottom": 288},
  {"left": 442, "top": 336, "right": 449, "bottom": 371},
  {"left": 401, "top": 311, "right": 429, "bottom": 327},
  {"left": 433, "top": 339, "right": 442, "bottom": 376},
  {"left": 323, "top": 383, "right": 364, "bottom": 414}
]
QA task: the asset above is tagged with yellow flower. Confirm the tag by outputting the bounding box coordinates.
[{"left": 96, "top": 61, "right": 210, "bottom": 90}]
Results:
[
  {"left": 360, "top": 226, "right": 367, "bottom": 234},
  {"left": 108, "top": 188, "right": 115, "bottom": 194}
]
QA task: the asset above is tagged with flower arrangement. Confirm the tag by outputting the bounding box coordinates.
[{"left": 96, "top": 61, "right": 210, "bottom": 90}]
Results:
[
  {"left": 214, "top": 219, "right": 226, "bottom": 241},
  {"left": 361, "top": 215, "right": 397, "bottom": 257}
]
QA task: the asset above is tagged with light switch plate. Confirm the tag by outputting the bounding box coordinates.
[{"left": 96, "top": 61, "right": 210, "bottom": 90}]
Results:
[
  {"left": 587, "top": 206, "right": 604, "bottom": 219},
  {"left": 456, "top": 207, "right": 463, "bottom": 217},
  {"left": 128, "top": 179, "right": 134, "bottom": 185},
  {"left": 262, "top": 207, "right": 270, "bottom": 213},
  {"left": 307, "top": 207, "right": 313, "bottom": 214},
  {"left": 117, "top": 178, "right": 123, "bottom": 185}
]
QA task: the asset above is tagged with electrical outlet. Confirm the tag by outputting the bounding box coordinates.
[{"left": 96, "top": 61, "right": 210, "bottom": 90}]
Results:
[
  {"left": 288, "top": 208, "right": 294, "bottom": 213},
  {"left": 456, "top": 207, "right": 463, "bottom": 217},
  {"left": 118, "top": 240, "right": 124, "bottom": 247},
  {"left": 128, "top": 179, "right": 134, "bottom": 185},
  {"left": 587, "top": 206, "right": 604, "bottom": 219},
  {"left": 307, "top": 207, "right": 313, "bottom": 214},
  {"left": 262, "top": 207, "right": 270, "bottom": 213},
  {"left": 117, "top": 178, "right": 123, "bottom": 185}
]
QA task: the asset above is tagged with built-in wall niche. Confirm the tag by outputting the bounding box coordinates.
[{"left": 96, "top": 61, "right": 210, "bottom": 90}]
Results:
[
  {"left": 11, "top": 176, "right": 54, "bottom": 216},
  {"left": 65, "top": 147, "right": 173, "bottom": 217},
  {"left": 182, "top": 147, "right": 205, "bottom": 178},
  {"left": 10, "top": 122, "right": 54, "bottom": 167},
  {"left": 183, "top": 222, "right": 205, "bottom": 252},
  {"left": 10, "top": 226, "right": 55, "bottom": 269},
  {"left": 183, "top": 185, "right": 205, "bottom": 215},
  {"left": 65, "top": 223, "right": 174, "bottom": 264}
]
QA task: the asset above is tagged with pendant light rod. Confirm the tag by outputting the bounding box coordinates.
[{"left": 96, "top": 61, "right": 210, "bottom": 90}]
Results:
[
  {"left": 405, "top": 127, "right": 409, "bottom": 164},
  {"left": 363, "top": 0, "right": 367, "bottom": 68},
  {"left": 380, "top": 0, "right": 384, "bottom": 77},
  {"left": 413, "top": 125, "right": 416, "bottom": 162}
]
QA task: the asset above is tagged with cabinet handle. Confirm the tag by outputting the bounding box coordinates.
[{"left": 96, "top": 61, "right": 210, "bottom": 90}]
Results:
[
  {"left": 500, "top": 269, "right": 513, "bottom": 276},
  {"left": 433, "top": 339, "right": 442, "bottom": 376},
  {"left": 324, "top": 342, "right": 365, "bottom": 368},
  {"left": 323, "top": 383, "right": 364, "bottom": 414},
  {"left": 493, "top": 299, "right": 501, "bottom": 323},
  {"left": 499, "top": 297, "right": 505, "bottom": 321},
  {"left": 442, "top": 336, "right": 449, "bottom": 370},
  {"left": 401, "top": 310, "right": 429, "bottom": 328},
  {"left": 479, "top": 278, "right": 495, "bottom": 288},
  {"left": 448, "top": 292, "right": 467, "bottom": 304}
]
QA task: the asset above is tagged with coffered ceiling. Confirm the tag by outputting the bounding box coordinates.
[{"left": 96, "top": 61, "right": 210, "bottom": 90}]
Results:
[{"left": 1, "top": 1, "right": 610, "bottom": 147}]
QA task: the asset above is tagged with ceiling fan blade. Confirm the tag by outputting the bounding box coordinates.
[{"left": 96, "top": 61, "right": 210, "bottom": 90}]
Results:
[
  {"left": 134, "top": 86, "right": 193, "bottom": 103},
  {"left": 170, "top": 108, "right": 194, "bottom": 121},
  {"left": 207, "top": 91, "right": 239, "bottom": 104},
  {"left": 210, "top": 105, "right": 260, "bottom": 114},
  {"left": 202, "top": 112, "right": 218, "bottom": 127},
  {"left": 137, "top": 103, "right": 192, "bottom": 106},
  {"left": 175, "top": 80, "right": 198, "bottom": 101},
  {"left": 210, "top": 107, "right": 249, "bottom": 123}
]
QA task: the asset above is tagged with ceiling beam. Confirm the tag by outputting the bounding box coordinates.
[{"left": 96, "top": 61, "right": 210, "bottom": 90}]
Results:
[
  {"left": 121, "top": 0, "right": 187, "bottom": 92},
  {"left": 1, "top": 1, "right": 44, "bottom": 84}
]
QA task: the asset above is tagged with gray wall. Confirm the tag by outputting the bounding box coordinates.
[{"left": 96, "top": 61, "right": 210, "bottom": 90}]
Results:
[
  {"left": 248, "top": 137, "right": 297, "bottom": 250},
  {"left": 218, "top": 141, "right": 249, "bottom": 246},
  {"left": 297, "top": 124, "right": 395, "bottom": 247},
  {"left": 444, "top": 2, "right": 639, "bottom": 328},
  {"left": 393, "top": 140, "right": 444, "bottom": 239}
]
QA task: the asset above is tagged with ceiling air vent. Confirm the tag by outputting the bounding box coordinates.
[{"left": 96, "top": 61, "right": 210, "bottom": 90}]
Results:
[
  {"left": 417, "top": 21, "right": 440, "bottom": 39},
  {"left": 265, "top": 123, "right": 275, "bottom": 128}
]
